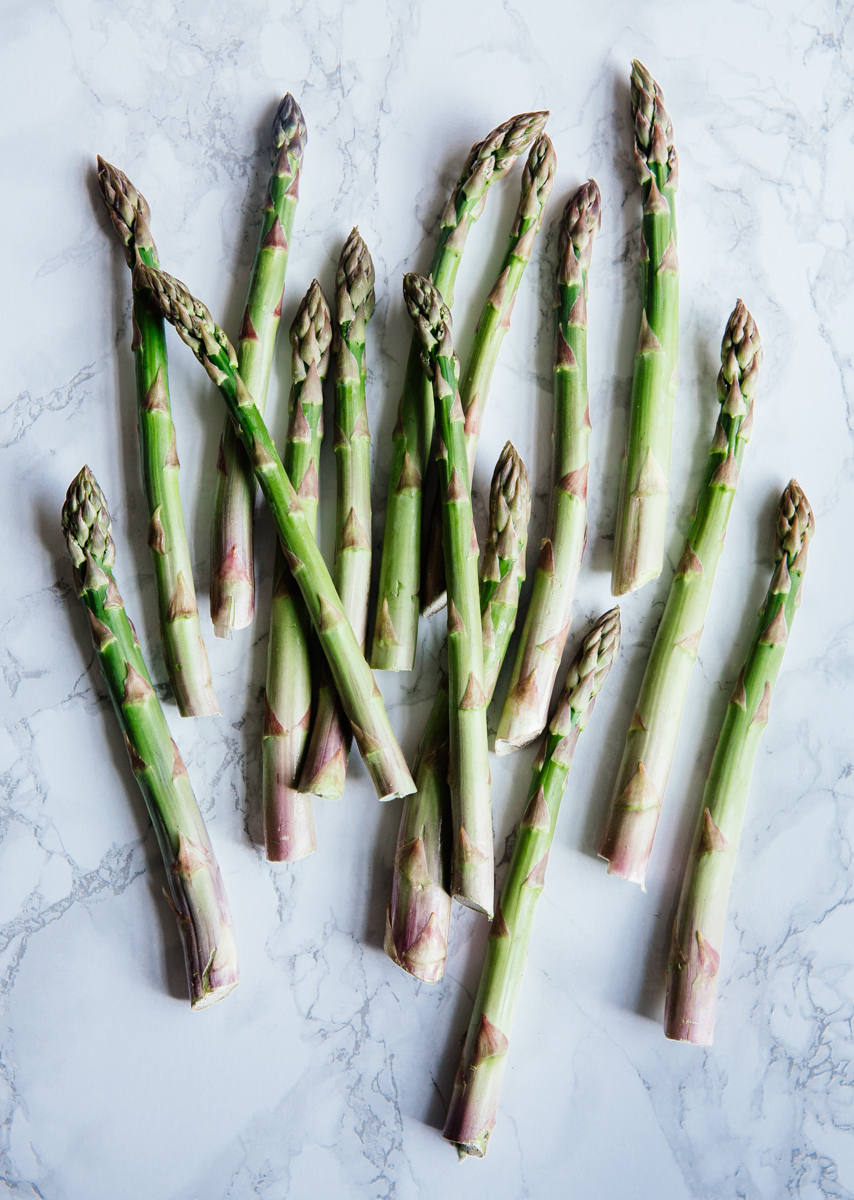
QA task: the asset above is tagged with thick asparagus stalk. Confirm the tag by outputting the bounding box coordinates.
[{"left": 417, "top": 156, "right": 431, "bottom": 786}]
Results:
[
  {"left": 135, "top": 262, "right": 415, "bottom": 802},
  {"left": 96, "top": 159, "right": 220, "bottom": 719},
  {"left": 263, "top": 282, "right": 332, "bottom": 861},
  {"left": 371, "top": 110, "right": 548, "bottom": 672},
  {"left": 211, "top": 94, "right": 306, "bottom": 637},
  {"left": 299, "top": 231, "right": 375, "bottom": 799},
  {"left": 495, "top": 181, "right": 601, "bottom": 754},
  {"left": 403, "top": 274, "right": 492, "bottom": 915},
  {"left": 665, "top": 481, "right": 814, "bottom": 1044},
  {"left": 611, "top": 60, "right": 680, "bottom": 596},
  {"left": 445, "top": 608, "right": 621, "bottom": 1156},
  {"left": 62, "top": 467, "right": 238, "bottom": 1009},
  {"left": 385, "top": 442, "right": 531, "bottom": 982},
  {"left": 420, "top": 133, "right": 556, "bottom": 617},
  {"left": 600, "top": 301, "right": 763, "bottom": 886}
]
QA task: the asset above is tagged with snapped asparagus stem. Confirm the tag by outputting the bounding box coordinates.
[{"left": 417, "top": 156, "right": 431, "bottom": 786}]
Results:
[
  {"left": 371, "top": 110, "right": 548, "bottom": 672},
  {"left": 211, "top": 94, "right": 306, "bottom": 637},
  {"left": 665, "top": 481, "right": 815, "bottom": 1044},
  {"left": 263, "top": 282, "right": 331, "bottom": 861},
  {"left": 134, "top": 261, "right": 415, "bottom": 802},
  {"left": 96, "top": 159, "right": 220, "bottom": 719},
  {"left": 62, "top": 467, "right": 238, "bottom": 1009},
  {"left": 299, "top": 231, "right": 376, "bottom": 799},
  {"left": 495, "top": 180, "right": 601, "bottom": 754},
  {"left": 420, "top": 133, "right": 556, "bottom": 617},
  {"left": 403, "top": 274, "right": 492, "bottom": 915},
  {"left": 445, "top": 608, "right": 621, "bottom": 1156},
  {"left": 600, "top": 301, "right": 763, "bottom": 886},
  {"left": 385, "top": 442, "right": 531, "bottom": 982},
  {"left": 612, "top": 60, "right": 680, "bottom": 595}
]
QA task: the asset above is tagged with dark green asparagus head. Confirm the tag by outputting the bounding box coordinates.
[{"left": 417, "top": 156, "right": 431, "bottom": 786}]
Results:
[
  {"left": 515, "top": 134, "right": 557, "bottom": 234},
  {"left": 444, "top": 109, "right": 549, "bottom": 227},
  {"left": 402, "top": 273, "right": 453, "bottom": 373},
  {"left": 62, "top": 465, "right": 116, "bottom": 595},
  {"left": 718, "top": 300, "right": 762, "bottom": 423},
  {"left": 271, "top": 93, "right": 307, "bottom": 177},
  {"left": 631, "top": 60, "right": 677, "bottom": 188},
  {"left": 291, "top": 279, "right": 333, "bottom": 386},
  {"left": 558, "top": 180, "right": 602, "bottom": 283},
  {"left": 481, "top": 442, "right": 531, "bottom": 586},
  {"left": 96, "top": 157, "right": 157, "bottom": 267},
  {"left": 776, "top": 480, "right": 815, "bottom": 572},
  {"left": 336, "top": 227, "right": 376, "bottom": 329},
  {"left": 552, "top": 607, "right": 621, "bottom": 736}
]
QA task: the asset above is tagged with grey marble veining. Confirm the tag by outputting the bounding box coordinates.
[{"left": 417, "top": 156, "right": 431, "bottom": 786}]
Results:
[{"left": 2, "top": 0, "right": 852, "bottom": 1196}]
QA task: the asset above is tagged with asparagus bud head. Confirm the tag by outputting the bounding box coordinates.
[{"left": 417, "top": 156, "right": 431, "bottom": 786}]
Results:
[
  {"left": 62, "top": 465, "right": 116, "bottom": 573},
  {"left": 291, "top": 278, "right": 333, "bottom": 382},
  {"left": 631, "top": 59, "right": 677, "bottom": 184},
  {"left": 271, "top": 92, "right": 308, "bottom": 177},
  {"left": 483, "top": 441, "right": 531, "bottom": 584},
  {"left": 96, "top": 156, "right": 156, "bottom": 266},
  {"left": 337, "top": 227, "right": 376, "bottom": 325},
  {"left": 718, "top": 299, "right": 763, "bottom": 419},
  {"left": 402, "top": 273, "right": 451, "bottom": 370},
  {"left": 777, "top": 480, "right": 815, "bottom": 567},
  {"left": 558, "top": 179, "right": 602, "bottom": 281},
  {"left": 517, "top": 134, "right": 557, "bottom": 233}
]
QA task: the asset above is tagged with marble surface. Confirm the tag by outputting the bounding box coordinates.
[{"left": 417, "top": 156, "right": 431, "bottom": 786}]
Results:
[{"left": 2, "top": 0, "right": 852, "bottom": 1196}]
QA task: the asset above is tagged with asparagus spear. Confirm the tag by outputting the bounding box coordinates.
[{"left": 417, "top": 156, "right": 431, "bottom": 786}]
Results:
[
  {"left": 385, "top": 442, "right": 531, "bottom": 982},
  {"left": 371, "top": 110, "right": 548, "bottom": 672},
  {"left": 611, "top": 60, "right": 680, "bottom": 596},
  {"left": 420, "top": 133, "right": 556, "bottom": 617},
  {"left": 495, "top": 181, "right": 601, "bottom": 754},
  {"left": 96, "top": 159, "right": 220, "bottom": 719},
  {"left": 134, "top": 262, "right": 415, "bottom": 802},
  {"left": 299, "top": 231, "right": 375, "bottom": 799},
  {"left": 62, "top": 467, "right": 238, "bottom": 1009},
  {"left": 403, "top": 274, "right": 492, "bottom": 915},
  {"left": 445, "top": 608, "right": 621, "bottom": 1156},
  {"left": 600, "top": 301, "right": 762, "bottom": 886},
  {"left": 263, "top": 282, "right": 332, "bottom": 861},
  {"left": 211, "top": 94, "right": 306, "bottom": 638},
  {"left": 665, "top": 481, "right": 814, "bottom": 1044}
]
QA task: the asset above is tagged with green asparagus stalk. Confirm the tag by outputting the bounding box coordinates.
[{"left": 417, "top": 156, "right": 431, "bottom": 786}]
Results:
[
  {"left": 211, "top": 94, "right": 306, "bottom": 638},
  {"left": 403, "top": 274, "right": 492, "bottom": 915},
  {"left": 134, "top": 262, "right": 415, "bottom": 802},
  {"left": 96, "top": 159, "right": 220, "bottom": 719},
  {"left": 263, "top": 281, "right": 332, "bottom": 861},
  {"left": 495, "top": 181, "right": 601, "bottom": 754},
  {"left": 420, "top": 133, "right": 556, "bottom": 617},
  {"left": 62, "top": 467, "right": 238, "bottom": 1009},
  {"left": 445, "top": 608, "right": 621, "bottom": 1156},
  {"left": 600, "top": 301, "right": 762, "bottom": 886},
  {"left": 665, "top": 481, "right": 814, "bottom": 1044},
  {"left": 371, "top": 110, "right": 548, "bottom": 672},
  {"left": 611, "top": 60, "right": 680, "bottom": 596},
  {"left": 299, "top": 230, "right": 375, "bottom": 799},
  {"left": 385, "top": 442, "right": 531, "bottom": 982}
]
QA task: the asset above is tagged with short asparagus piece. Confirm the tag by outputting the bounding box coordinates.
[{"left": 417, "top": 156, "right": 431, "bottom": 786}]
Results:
[
  {"left": 135, "top": 262, "right": 415, "bottom": 802},
  {"left": 96, "top": 158, "right": 220, "bottom": 719},
  {"left": 600, "top": 301, "right": 763, "bottom": 886},
  {"left": 403, "top": 274, "right": 492, "bottom": 915},
  {"left": 62, "top": 467, "right": 238, "bottom": 1009},
  {"left": 612, "top": 60, "right": 680, "bottom": 595},
  {"left": 495, "top": 181, "right": 601, "bottom": 754},
  {"left": 420, "top": 133, "right": 556, "bottom": 617},
  {"left": 445, "top": 608, "right": 621, "bottom": 1156},
  {"left": 211, "top": 94, "right": 306, "bottom": 637},
  {"left": 299, "top": 231, "right": 375, "bottom": 799},
  {"left": 263, "top": 282, "right": 332, "bottom": 861},
  {"left": 385, "top": 442, "right": 531, "bottom": 982},
  {"left": 665, "top": 481, "right": 815, "bottom": 1044},
  {"left": 371, "top": 110, "right": 548, "bottom": 672}
]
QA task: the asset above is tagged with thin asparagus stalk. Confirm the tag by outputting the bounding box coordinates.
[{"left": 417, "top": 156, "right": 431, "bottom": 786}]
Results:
[
  {"left": 445, "top": 608, "right": 621, "bottom": 1156},
  {"left": 263, "top": 282, "right": 332, "bottom": 861},
  {"left": 665, "top": 481, "right": 815, "bottom": 1044},
  {"left": 299, "top": 230, "right": 376, "bottom": 799},
  {"left": 96, "top": 159, "right": 220, "bottom": 719},
  {"left": 420, "top": 133, "right": 556, "bottom": 617},
  {"left": 371, "top": 110, "right": 549, "bottom": 672},
  {"left": 600, "top": 301, "right": 763, "bottom": 886},
  {"left": 211, "top": 94, "right": 306, "bottom": 637},
  {"left": 385, "top": 442, "right": 531, "bottom": 982},
  {"left": 62, "top": 467, "right": 238, "bottom": 1009},
  {"left": 612, "top": 60, "right": 680, "bottom": 596},
  {"left": 403, "top": 274, "right": 492, "bottom": 915},
  {"left": 135, "top": 262, "right": 415, "bottom": 802},
  {"left": 495, "top": 181, "right": 601, "bottom": 754}
]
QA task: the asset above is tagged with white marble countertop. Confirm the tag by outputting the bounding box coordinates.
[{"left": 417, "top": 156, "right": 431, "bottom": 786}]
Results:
[{"left": 3, "top": 1, "right": 852, "bottom": 1196}]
